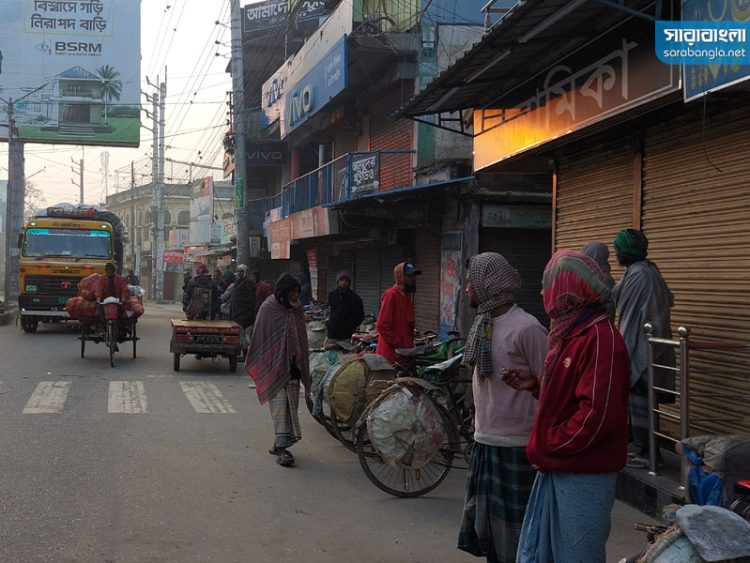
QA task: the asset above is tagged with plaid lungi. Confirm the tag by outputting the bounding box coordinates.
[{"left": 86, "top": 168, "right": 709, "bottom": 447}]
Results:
[
  {"left": 269, "top": 379, "right": 302, "bottom": 449},
  {"left": 458, "top": 443, "right": 536, "bottom": 563}
]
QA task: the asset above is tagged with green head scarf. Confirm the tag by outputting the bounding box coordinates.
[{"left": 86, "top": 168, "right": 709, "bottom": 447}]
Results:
[{"left": 614, "top": 229, "right": 648, "bottom": 261}]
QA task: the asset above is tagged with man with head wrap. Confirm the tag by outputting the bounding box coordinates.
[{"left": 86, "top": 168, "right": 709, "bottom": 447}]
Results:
[
  {"left": 612, "top": 229, "right": 674, "bottom": 467},
  {"left": 326, "top": 270, "right": 364, "bottom": 343},
  {"left": 457, "top": 253, "right": 548, "bottom": 563},
  {"left": 375, "top": 262, "right": 421, "bottom": 364},
  {"left": 245, "top": 273, "right": 310, "bottom": 467},
  {"left": 507, "top": 250, "right": 629, "bottom": 563}
]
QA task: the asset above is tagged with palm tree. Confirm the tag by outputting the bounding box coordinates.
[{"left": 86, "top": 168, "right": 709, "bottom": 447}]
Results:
[{"left": 96, "top": 64, "right": 122, "bottom": 125}]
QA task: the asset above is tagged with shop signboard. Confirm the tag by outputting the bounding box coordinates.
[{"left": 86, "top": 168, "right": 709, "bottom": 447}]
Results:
[
  {"left": 189, "top": 177, "right": 213, "bottom": 244},
  {"left": 243, "top": 0, "right": 327, "bottom": 36},
  {"left": 0, "top": 0, "right": 141, "bottom": 146},
  {"left": 349, "top": 153, "right": 380, "bottom": 194},
  {"left": 473, "top": 17, "right": 679, "bottom": 170},
  {"left": 682, "top": 0, "right": 750, "bottom": 101}
]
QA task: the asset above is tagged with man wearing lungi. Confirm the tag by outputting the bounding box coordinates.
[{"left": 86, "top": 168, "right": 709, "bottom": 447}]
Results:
[
  {"left": 458, "top": 252, "right": 548, "bottom": 563},
  {"left": 245, "top": 273, "right": 310, "bottom": 467}
]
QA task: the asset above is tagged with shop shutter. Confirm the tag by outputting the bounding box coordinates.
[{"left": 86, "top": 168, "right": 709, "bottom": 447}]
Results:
[
  {"left": 355, "top": 248, "right": 382, "bottom": 317},
  {"left": 642, "top": 107, "right": 750, "bottom": 435},
  {"left": 334, "top": 129, "right": 356, "bottom": 159},
  {"left": 479, "top": 227, "right": 551, "bottom": 327},
  {"left": 414, "top": 228, "right": 441, "bottom": 334},
  {"left": 555, "top": 139, "right": 636, "bottom": 282}
]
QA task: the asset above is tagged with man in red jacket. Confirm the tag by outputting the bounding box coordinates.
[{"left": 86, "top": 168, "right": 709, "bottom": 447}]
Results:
[
  {"left": 375, "top": 262, "right": 421, "bottom": 364},
  {"left": 504, "top": 250, "right": 629, "bottom": 563},
  {"left": 95, "top": 262, "right": 130, "bottom": 303}
]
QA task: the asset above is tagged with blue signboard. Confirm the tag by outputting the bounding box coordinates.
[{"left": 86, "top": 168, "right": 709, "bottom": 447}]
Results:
[
  {"left": 280, "top": 36, "right": 348, "bottom": 138},
  {"left": 682, "top": 0, "right": 750, "bottom": 101}
]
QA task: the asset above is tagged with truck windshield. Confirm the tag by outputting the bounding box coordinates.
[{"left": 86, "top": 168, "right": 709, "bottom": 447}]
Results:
[{"left": 22, "top": 228, "right": 112, "bottom": 259}]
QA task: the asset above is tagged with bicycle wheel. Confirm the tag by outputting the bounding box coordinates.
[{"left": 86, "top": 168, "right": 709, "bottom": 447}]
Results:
[
  {"left": 317, "top": 386, "right": 338, "bottom": 439},
  {"left": 356, "top": 400, "right": 457, "bottom": 497},
  {"left": 106, "top": 321, "right": 116, "bottom": 368},
  {"left": 330, "top": 409, "right": 357, "bottom": 453},
  {"left": 80, "top": 324, "right": 87, "bottom": 358},
  {"left": 131, "top": 322, "right": 137, "bottom": 359}
]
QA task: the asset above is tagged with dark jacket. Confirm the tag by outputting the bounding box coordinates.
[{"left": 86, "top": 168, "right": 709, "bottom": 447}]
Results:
[
  {"left": 184, "top": 273, "right": 221, "bottom": 319},
  {"left": 327, "top": 287, "right": 365, "bottom": 340},
  {"left": 231, "top": 276, "right": 256, "bottom": 328}
]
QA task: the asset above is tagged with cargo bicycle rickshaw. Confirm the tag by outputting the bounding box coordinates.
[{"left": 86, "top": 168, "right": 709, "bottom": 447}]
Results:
[{"left": 79, "top": 297, "right": 139, "bottom": 368}]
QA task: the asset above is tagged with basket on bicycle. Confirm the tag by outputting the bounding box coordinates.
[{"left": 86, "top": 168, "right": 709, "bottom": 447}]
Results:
[
  {"left": 327, "top": 354, "right": 395, "bottom": 426},
  {"left": 101, "top": 297, "right": 120, "bottom": 321}
]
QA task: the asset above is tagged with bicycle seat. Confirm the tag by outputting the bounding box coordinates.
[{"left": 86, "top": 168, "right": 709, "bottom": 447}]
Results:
[
  {"left": 423, "top": 353, "right": 464, "bottom": 373},
  {"left": 394, "top": 344, "right": 428, "bottom": 357}
]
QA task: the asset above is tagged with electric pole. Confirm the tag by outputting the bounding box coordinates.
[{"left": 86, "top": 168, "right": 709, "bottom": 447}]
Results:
[
  {"left": 71, "top": 150, "right": 84, "bottom": 205},
  {"left": 230, "top": 0, "right": 248, "bottom": 265},
  {"left": 101, "top": 151, "right": 110, "bottom": 202},
  {"left": 3, "top": 98, "right": 25, "bottom": 307},
  {"left": 155, "top": 70, "right": 166, "bottom": 303}
]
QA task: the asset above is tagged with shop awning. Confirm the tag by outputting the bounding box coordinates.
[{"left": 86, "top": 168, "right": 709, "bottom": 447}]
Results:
[{"left": 397, "top": 0, "right": 662, "bottom": 124}]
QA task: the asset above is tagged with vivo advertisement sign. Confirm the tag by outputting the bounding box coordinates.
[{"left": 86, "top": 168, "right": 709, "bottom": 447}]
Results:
[
  {"left": 0, "top": 0, "right": 141, "bottom": 147},
  {"left": 280, "top": 36, "right": 348, "bottom": 139},
  {"left": 243, "top": 0, "right": 327, "bottom": 36}
]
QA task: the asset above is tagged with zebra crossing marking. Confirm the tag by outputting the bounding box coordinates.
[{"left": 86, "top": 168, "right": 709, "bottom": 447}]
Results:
[
  {"left": 108, "top": 381, "right": 148, "bottom": 413},
  {"left": 23, "top": 381, "right": 72, "bottom": 414},
  {"left": 179, "top": 381, "right": 237, "bottom": 414}
]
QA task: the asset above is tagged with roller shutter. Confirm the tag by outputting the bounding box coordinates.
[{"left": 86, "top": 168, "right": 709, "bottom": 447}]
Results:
[
  {"left": 479, "top": 228, "right": 551, "bottom": 327},
  {"left": 355, "top": 248, "right": 381, "bottom": 317},
  {"left": 642, "top": 107, "right": 750, "bottom": 435},
  {"left": 555, "top": 139, "right": 636, "bottom": 282},
  {"left": 414, "top": 228, "right": 441, "bottom": 334}
]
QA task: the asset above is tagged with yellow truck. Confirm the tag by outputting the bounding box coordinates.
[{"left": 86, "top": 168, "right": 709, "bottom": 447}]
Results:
[{"left": 18, "top": 206, "right": 127, "bottom": 332}]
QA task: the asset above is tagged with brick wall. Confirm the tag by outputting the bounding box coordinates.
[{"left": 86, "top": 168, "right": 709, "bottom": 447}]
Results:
[{"left": 369, "top": 80, "right": 414, "bottom": 190}]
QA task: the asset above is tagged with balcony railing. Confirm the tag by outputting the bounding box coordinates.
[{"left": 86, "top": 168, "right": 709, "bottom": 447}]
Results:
[{"left": 279, "top": 150, "right": 414, "bottom": 217}]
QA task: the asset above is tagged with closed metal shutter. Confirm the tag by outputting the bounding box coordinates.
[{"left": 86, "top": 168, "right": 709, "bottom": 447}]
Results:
[
  {"left": 642, "top": 107, "right": 750, "bottom": 435},
  {"left": 555, "top": 140, "right": 635, "bottom": 282},
  {"left": 355, "top": 248, "right": 382, "bottom": 317},
  {"left": 479, "top": 228, "right": 551, "bottom": 327},
  {"left": 414, "top": 228, "right": 441, "bottom": 334}
]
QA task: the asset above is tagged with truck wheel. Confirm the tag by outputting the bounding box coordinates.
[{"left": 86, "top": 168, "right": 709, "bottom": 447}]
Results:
[
  {"left": 21, "top": 317, "right": 38, "bottom": 333},
  {"left": 173, "top": 353, "right": 180, "bottom": 371},
  {"left": 229, "top": 355, "right": 238, "bottom": 373}
]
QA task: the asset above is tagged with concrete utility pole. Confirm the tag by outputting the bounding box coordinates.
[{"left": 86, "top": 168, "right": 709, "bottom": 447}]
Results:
[
  {"left": 230, "top": 0, "right": 248, "bottom": 265},
  {"left": 3, "top": 98, "right": 25, "bottom": 307},
  {"left": 149, "top": 88, "right": 159, "bottom": 299},
  {"left": 71, "top": 151, "right": 84, "bottom": 204},
  {"left": 101, "top": 151, "right": 109, "bottom": 201},
  {"left": 130, "top": 161, "right": 136, "bottom": 271},
  {"left": 155, "top": 70, "right": 166, "bottom": 302}
]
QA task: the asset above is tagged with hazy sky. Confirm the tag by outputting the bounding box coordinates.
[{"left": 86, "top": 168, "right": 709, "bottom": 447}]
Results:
[{"left": 0, "top": 0, "right": 263, "bottom": 207}]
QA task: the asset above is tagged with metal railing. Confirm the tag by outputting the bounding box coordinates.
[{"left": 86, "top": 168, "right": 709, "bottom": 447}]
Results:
[
  {"left": 279, "top": 150, "right": 415, "bottom": 217},
  {"left": 644, "top": 323, "right": 750, "bottom": 477}
]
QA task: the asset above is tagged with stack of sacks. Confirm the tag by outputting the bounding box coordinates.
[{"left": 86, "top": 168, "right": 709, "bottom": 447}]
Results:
[
  {"left": 123, "top": 296, "right": 144, "bottom": 319},
  {"left": 64, "top": 273, "right": 104, "bottom": 321}
]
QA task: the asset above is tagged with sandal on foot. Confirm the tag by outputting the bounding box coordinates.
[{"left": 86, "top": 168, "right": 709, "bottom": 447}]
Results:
[
  {"left": 276, "top": 451, "right": 295, "bottom": 467},
  {"left": 626, "top": 456, "right": 649, "bottom": 469},
  {"left": 269, "top": 446, "right": 285, "bottom": 456}
]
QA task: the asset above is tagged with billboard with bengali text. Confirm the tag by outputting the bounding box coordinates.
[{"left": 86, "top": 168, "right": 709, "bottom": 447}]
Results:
[{"left": 0, "top": 0, "right": 141, "bottom": 146}]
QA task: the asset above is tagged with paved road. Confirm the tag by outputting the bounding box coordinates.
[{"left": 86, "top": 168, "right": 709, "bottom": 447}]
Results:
[{"left": 0, "top": 302, "right": 653, "bottom": 562}]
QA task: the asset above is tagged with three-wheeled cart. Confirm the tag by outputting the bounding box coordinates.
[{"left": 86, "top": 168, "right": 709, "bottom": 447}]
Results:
[
  {"left": 170, "top": 319, "right": 242, "bottom": 372},
  {"left": 79, "top": 298, "right": 138, "bottom": 368}
]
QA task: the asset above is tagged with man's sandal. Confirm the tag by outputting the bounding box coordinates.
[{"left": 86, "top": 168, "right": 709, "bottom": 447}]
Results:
[{"left": 276, "top": 451, "right": 295, "bottom": 467}]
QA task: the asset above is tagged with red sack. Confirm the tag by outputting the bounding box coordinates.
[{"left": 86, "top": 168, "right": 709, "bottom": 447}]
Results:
[
  {"left": 74, "top": 298, "right": 99, "bottom": 320},
  {"left": 79, "top": 273, "right": 103, "bottom": 301},
  {"left": 124, "top": 296, "right": 144, "bottom": 319},
  {"left": 64, "top": 297, "right": 79, "bottom": 316}
]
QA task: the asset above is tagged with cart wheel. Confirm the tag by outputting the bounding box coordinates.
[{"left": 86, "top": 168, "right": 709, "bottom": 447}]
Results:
[
  {"left": 356, "top": 401, "right": 457, "bottom": 497},
  {"left": 229, "top": 355, "right": 238, "bottom": 373},
  {"left": 173, "top": 353, "right": 180, "bottom": 371},
  {"left": 107, "top": 321, "right": 116, "bottom": 368},
  {"left": 131, "top": 323, "right": 137, "bottom": 359},
  {"left": 80, "top": 325, "right": 87, "bottom": 358}
]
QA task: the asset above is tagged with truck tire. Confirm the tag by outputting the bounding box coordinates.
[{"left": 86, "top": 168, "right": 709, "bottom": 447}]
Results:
[
  {"left": 21, "top": 317, "right": 38, "bottom": 333},
  {"left": 173, "top": 353, "right": 180, "bottom": 371}
]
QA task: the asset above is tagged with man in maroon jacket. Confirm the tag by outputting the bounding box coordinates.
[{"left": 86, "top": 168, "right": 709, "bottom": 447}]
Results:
[
  {"left": 504, "top": 250, "right": 629, "bottom": 563},
  {"left": 375, "top": 262, "right": 421, "bottom": 364}
]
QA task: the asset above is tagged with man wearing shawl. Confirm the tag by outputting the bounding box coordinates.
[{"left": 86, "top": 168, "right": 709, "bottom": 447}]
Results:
[
  {"left": 457, "top": 253, "right": 548, "bottom": 563},
  {"left": 506, "top": 250, "right": 629, "bottom": 563},
  {"left": 245, "top": 273, "right": 310, "bottom": 467},
  {"left": 375, "top": 262, "right": 421, "bottom": 364},
  {"left": 611, "top": 229, "right": 674, "bottom": 466}
]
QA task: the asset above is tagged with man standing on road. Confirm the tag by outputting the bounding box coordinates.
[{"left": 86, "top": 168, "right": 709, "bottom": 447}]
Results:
[
  {"left": 612, "top": 228, "right": 675, "bottom": 467},
  {"left": 246, "top": 273, "right": 310, "bottom": 468},
  {"left": 250, "top": 270, "right": 273, "bottom": 317},
  {"left": 326, "top": 270, "right": 364, "bottom": 344},
  {"left": 231, "top": 264, "right": 256, "bottom": 361},
  {"left": 507, "top": 250, "right": 629, "bottom": 563},
  {"left": 183, "top": 263, "right": 221, "bottom": 320},
  {"left": 458, "top": 252, "right": 548, "bottom": 563},
  {"left": 375, "top": 262, "right": 420, "bottom": 364}
]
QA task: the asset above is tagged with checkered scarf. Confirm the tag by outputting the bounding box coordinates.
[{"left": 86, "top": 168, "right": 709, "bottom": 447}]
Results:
[{"left": 463, "top": 253, "right": 521, "bottom": 380}]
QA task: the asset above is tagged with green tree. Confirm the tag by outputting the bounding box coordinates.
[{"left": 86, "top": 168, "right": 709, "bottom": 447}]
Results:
[{"left": 96, "top": 64, "right": 123, "bottom": 124}]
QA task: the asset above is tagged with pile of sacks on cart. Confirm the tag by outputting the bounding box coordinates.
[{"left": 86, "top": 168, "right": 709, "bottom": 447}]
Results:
[{"left": 64, "top": 273, "right": 145, "bottom": 322}]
